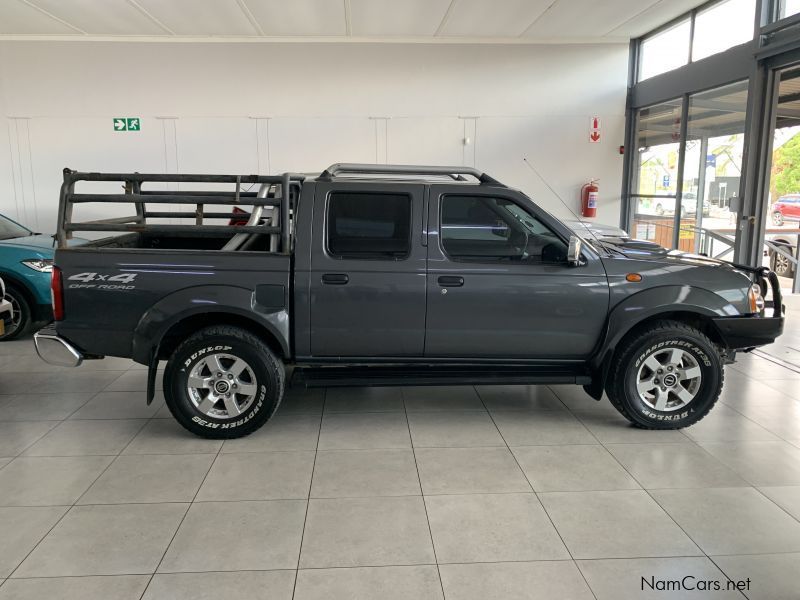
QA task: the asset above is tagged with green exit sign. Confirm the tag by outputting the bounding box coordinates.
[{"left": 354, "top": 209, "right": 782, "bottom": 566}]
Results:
[{"left": 113, "top": 117, "right": 140, "bottom": 132}]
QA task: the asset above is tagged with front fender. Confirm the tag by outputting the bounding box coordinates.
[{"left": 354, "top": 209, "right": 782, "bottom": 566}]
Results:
[{"left": 131, "top": 284, "right": 289, "bottom": 364}]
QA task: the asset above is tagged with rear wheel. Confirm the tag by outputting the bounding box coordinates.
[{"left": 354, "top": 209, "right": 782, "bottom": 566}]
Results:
[
  {"left": 0, "top": 285, "right": 32, "bottom": 341},
  {"left": 163, "top": 325, "right": 285, "bottom": 439},
  {"left": 607, "top": 320, "right": 723, "bottom": 429},
  {"left": 771, "top": 247, "right": 795, "bottom": 278}
]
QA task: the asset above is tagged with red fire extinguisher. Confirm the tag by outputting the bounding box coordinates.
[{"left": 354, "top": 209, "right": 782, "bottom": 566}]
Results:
[{"left": 581, "top": 180, "right": 599, "bottom": 218}]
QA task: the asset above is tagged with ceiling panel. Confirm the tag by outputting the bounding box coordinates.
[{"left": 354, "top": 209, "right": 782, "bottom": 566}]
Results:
[
  {"left": 349, "top": 0, "right": 451, "bottom": 36},
  {"left": 439, "top": 0, "right": 552, "bottom": 37},
  {"left": 524, "top": 0, "right": 662, "bottom": 38},
  {"left": 135, "top": 0, "right": 258, "bottom": 35},
  {"left": 245, "top": 0, "right": 345, "bottom": 36},
  {"left": 0, "top": 1, "right": 79, "bottom": 34},
  {"left": 28, "top": 0, "right": 167, "bottom": 35},
  {"left": 609, "top": 0, "right": 708, "bottom": 37}
]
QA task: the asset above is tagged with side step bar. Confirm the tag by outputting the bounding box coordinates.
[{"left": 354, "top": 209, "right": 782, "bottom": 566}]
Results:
[{"left": 292, "top": 364, "right": 592, "bottom": 388}]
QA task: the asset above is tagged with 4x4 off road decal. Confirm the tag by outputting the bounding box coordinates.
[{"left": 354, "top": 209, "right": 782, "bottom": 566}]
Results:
[{"left": 67, "top": 272, "right": 138, "bottom": 290}]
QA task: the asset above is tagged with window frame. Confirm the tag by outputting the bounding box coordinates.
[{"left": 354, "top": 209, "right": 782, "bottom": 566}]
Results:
[
  {"left": 324, "top": 190, "right": 414, "bottom": 261},
  {"left": 437, "top": 192, "right": 569, "bottom": 265}
]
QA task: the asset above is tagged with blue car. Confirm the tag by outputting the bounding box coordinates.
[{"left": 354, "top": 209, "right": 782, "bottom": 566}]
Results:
[{"left": 0, "top": 214, "right": 81, "bottom": 340}]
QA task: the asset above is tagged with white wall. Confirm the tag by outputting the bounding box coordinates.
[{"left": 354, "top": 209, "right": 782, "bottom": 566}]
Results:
[{"left": 0, "top": 41, "right": 629, "bottom": 230}]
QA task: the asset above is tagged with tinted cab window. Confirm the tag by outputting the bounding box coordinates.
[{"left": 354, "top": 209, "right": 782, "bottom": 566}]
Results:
[
  {"left": 327, "top": 192, "right": 411, "bottom": 259},
  {"left": 440, "top": 195, "right": 567, "bottom": 263}
]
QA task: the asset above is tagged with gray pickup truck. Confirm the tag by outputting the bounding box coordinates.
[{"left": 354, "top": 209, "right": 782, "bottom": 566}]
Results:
[{"left": 35, "top": 164, "right": 784, "bottom": 438}]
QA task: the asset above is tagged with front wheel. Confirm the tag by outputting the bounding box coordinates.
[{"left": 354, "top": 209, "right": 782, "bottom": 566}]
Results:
[
  {"left": 163, "top": 325, "right": 285, "bottom": 439},
  {"left": 607, "top": 321, "right": 723, "bottom": 429}
]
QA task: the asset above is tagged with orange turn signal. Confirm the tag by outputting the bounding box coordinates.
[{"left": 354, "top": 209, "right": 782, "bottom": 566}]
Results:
[{"left": 626, "top": 273, "right": 643, "bottom": 282}]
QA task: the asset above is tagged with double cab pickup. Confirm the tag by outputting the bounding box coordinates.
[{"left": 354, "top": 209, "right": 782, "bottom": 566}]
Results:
[{"left": 35, "top": 164, "right": 784, "bottom": 438}]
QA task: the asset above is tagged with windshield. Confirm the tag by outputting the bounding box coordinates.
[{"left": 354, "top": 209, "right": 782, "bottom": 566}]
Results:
[{"left": 0, "top": 215, "right": 32, "bottom": 240}]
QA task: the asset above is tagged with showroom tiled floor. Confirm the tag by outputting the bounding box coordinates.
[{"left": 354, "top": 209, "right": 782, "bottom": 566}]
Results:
[{"left": 2, "top": 331, "right": 800, "bottom": 598}]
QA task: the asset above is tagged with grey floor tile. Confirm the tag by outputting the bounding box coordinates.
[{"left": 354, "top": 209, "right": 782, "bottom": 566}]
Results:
[
  {"left": 15, "top": 503, "right": 187, "bottom": 577},
  {"left": 407, "top": 411, "right": 504, "bottom": 448},
  {"left": 440, "top": 561, "right": 594, "bottom": 600},
  {"left": 652, "top": 487, "right": 800, "bottom": 555},
  {"left": 476, "top": 385, "right": 566, "bottom": 411},
  {"left": 280, "top": 387, "right": 325, "bottom": 415},
  {"left": 698, "top": 441, "right": 800, "bottom": 486},
  {"left": 683, "top": 405, "right": 780, "bottom": 443},
  {"left": 606, "top": 443, "right": 749, "bottom": 489},
  {"left": 0, "top": 455, "right": 113, "bottom": 506},
  {"left": 0, "top": 458, "right": 9, "bottom": 470},
  {"left": 548, "top": 384, "right": 617, "bottom": 413},
  {"left": 143, "top": 570, "right": 296, "bottom": 600},
  {"left": 540, "top": 490, "right": 700, "bottom": 559},
  {"left": 23, "top": 419, "right": 146, "bottom": 456},
  {"left": 222, "top": 414, "right": 321, "bottom": 452},
  {"left": 0, "top": 506, "right": 68, "bottom": 578},
  {"left": 713, "top": 553, "right": 800, "bottom": 600},
  {"left": 311, "top": 449, "right": 420, "bottom": 498},
  {"left": 402, "top": 386, "right": 485, "bottom": 411},
  {"left": 319, "top": 412, "right": 411, "bottom": 450},
  {"left": 0, "top": 393, "right": 89, "bottom": 421},
  {"left": 491, "top": 410, "right": 597, "bottom": 446},
  {"left": 512, "top": 445, "right": 640, "bottom": 492},
  {"left": 731, "top": 360, "right": 800, "bottom": 380},
  {"left": 324, "top": 387, "right": 404, "bottom": 413},
  {"left": 760, "top": 378, "right": 800, "bottom": 401},
  {"left": 197, "top": 451, "right": 315, "bottom": 501},
  {"left": 300, "top": 496, "right": 434, "bottom": 568},
  {"left": 0, "top": 422, "right": 57, "bottom": 457},
  {"left": 79, "top": 454, "right": 215, "bottom": 504},
  {"left": 758, "top": 485, "right": 800, "bottom": 520},
  {"left": 70, "top": 391, "right": 163, "bottom": 420},
  {"left": 577, "top": 557, "right": 743, "bottom": 600},
  {"left": 426, "top": 493, "right": 569, "bottom": 563},
  {"left": 0, "top": 354, "right": 136, "bottom": 373},
  {"left": 122, "top": 418, "right": 223, "bottom": 455},
  {"left": 415, "top": 446, "right": 530, "bottom": 495},
  {"left": 159, "top": 500, "right": 306, "bottom": 572},
  {"left": 295, "top": 565, "right": 443, "bottom": 600},
  {"left": 0, "top": 575, "right": 149, "bottom": 600},
  {"left": 0, "top": 371, "right": 123, "bottom": 395},
  {"left": 105, "top": 371, "right": 161, "bottom": 392},
  {"left": 574, "top": 412, "right": 690, "bottom": 444}
]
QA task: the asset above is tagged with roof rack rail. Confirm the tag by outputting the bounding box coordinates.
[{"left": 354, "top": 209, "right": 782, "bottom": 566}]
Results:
[{"left": 318, "top": 163, "right": 503, "bottom": 186}]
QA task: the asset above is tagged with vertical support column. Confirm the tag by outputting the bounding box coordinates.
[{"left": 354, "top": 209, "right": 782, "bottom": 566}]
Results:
[
  {"left": 460, "top": 117, "right": 478, "bottom": 168},
  {"left": 694, "top": 135, "right": 709, "bottom": 253},
  {"left": 371, "top": 117, "right": 388, "bottom": 164}
]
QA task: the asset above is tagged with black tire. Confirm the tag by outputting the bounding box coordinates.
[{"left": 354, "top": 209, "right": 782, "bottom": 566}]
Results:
[
  {"left": 163, "top": 325, "right": 285, "bottom": 439},
  {"left": 770, "top": 248, "right": 795, "bottom": 278},
  {"left": 0, "top": 285, "right": 32, "bottom": 341},
  {"left": 607, "top": 320, "right": 723, "bottom": 429}
]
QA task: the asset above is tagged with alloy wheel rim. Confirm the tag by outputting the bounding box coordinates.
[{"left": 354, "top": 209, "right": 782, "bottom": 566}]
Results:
[
  {"left": 186, "top": 353, "right": 258, "bottom": 419},
  {"left": 636, "top": 347, "right": 702, "bottom": 412},
  {"left": 775, "top": 253, "right": 790, "bottom": 275},
  {"left": 1, "top": 294, "right": 21, "bottom": 337}
]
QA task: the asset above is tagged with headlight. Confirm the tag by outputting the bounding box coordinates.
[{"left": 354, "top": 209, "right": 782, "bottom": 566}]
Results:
[
  {"left": 748, "top": 284, "right": 765, "bottom": 313},
  {"left": 21, "top": 259, "right": 53, "bottom": 273}
]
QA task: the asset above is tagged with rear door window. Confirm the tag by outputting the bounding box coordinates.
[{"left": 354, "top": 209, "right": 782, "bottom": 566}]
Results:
[{"left": 327, "top": 192, "right": 411, "bottom": 259}]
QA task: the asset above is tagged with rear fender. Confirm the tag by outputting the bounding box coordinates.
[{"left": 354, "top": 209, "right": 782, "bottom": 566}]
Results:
[{"left": 131, "top": 285, "right": 289, "bottom": 365}]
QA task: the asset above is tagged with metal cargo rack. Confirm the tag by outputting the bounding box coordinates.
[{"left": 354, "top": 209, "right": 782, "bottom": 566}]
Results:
[{"left": 56, "top": 169, "right": 306, "bottom": 253}]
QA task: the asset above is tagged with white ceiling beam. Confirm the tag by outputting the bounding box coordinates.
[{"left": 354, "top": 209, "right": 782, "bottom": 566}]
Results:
[
  {"left": 18, "top": 0, "right": 86, "bottom": 34},
  {"left": 518, "top": 0, "right": 558, "bottom": 38},
  {"left": 126, "top": 0, "right": 175, "bottom": 35},
  {"left": 434, "top": 0, "right": 458, "bottom": 36},
  {"left": 235, "top": 0, "right": 265, "bottom": 36},
  {"left": 344, "top": 0, "right": 352, "bottom": 36},
  {"left": 605, "top": 0, "right": 665, "bottom": 36}
]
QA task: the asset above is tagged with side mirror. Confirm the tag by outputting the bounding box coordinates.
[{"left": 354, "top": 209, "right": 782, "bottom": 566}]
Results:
[{"left": 567, "top": 235, "right": 582, "bottom": 266}]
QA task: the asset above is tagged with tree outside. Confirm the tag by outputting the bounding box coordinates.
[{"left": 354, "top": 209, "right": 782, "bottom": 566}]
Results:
[{"left": 771, "top": 130, "right": 800, "bottom": 200}]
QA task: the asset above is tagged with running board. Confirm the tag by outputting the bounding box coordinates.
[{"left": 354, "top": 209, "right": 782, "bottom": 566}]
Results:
[{"left": 292, "top": 364, "right": 592, "bottom": 388}]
